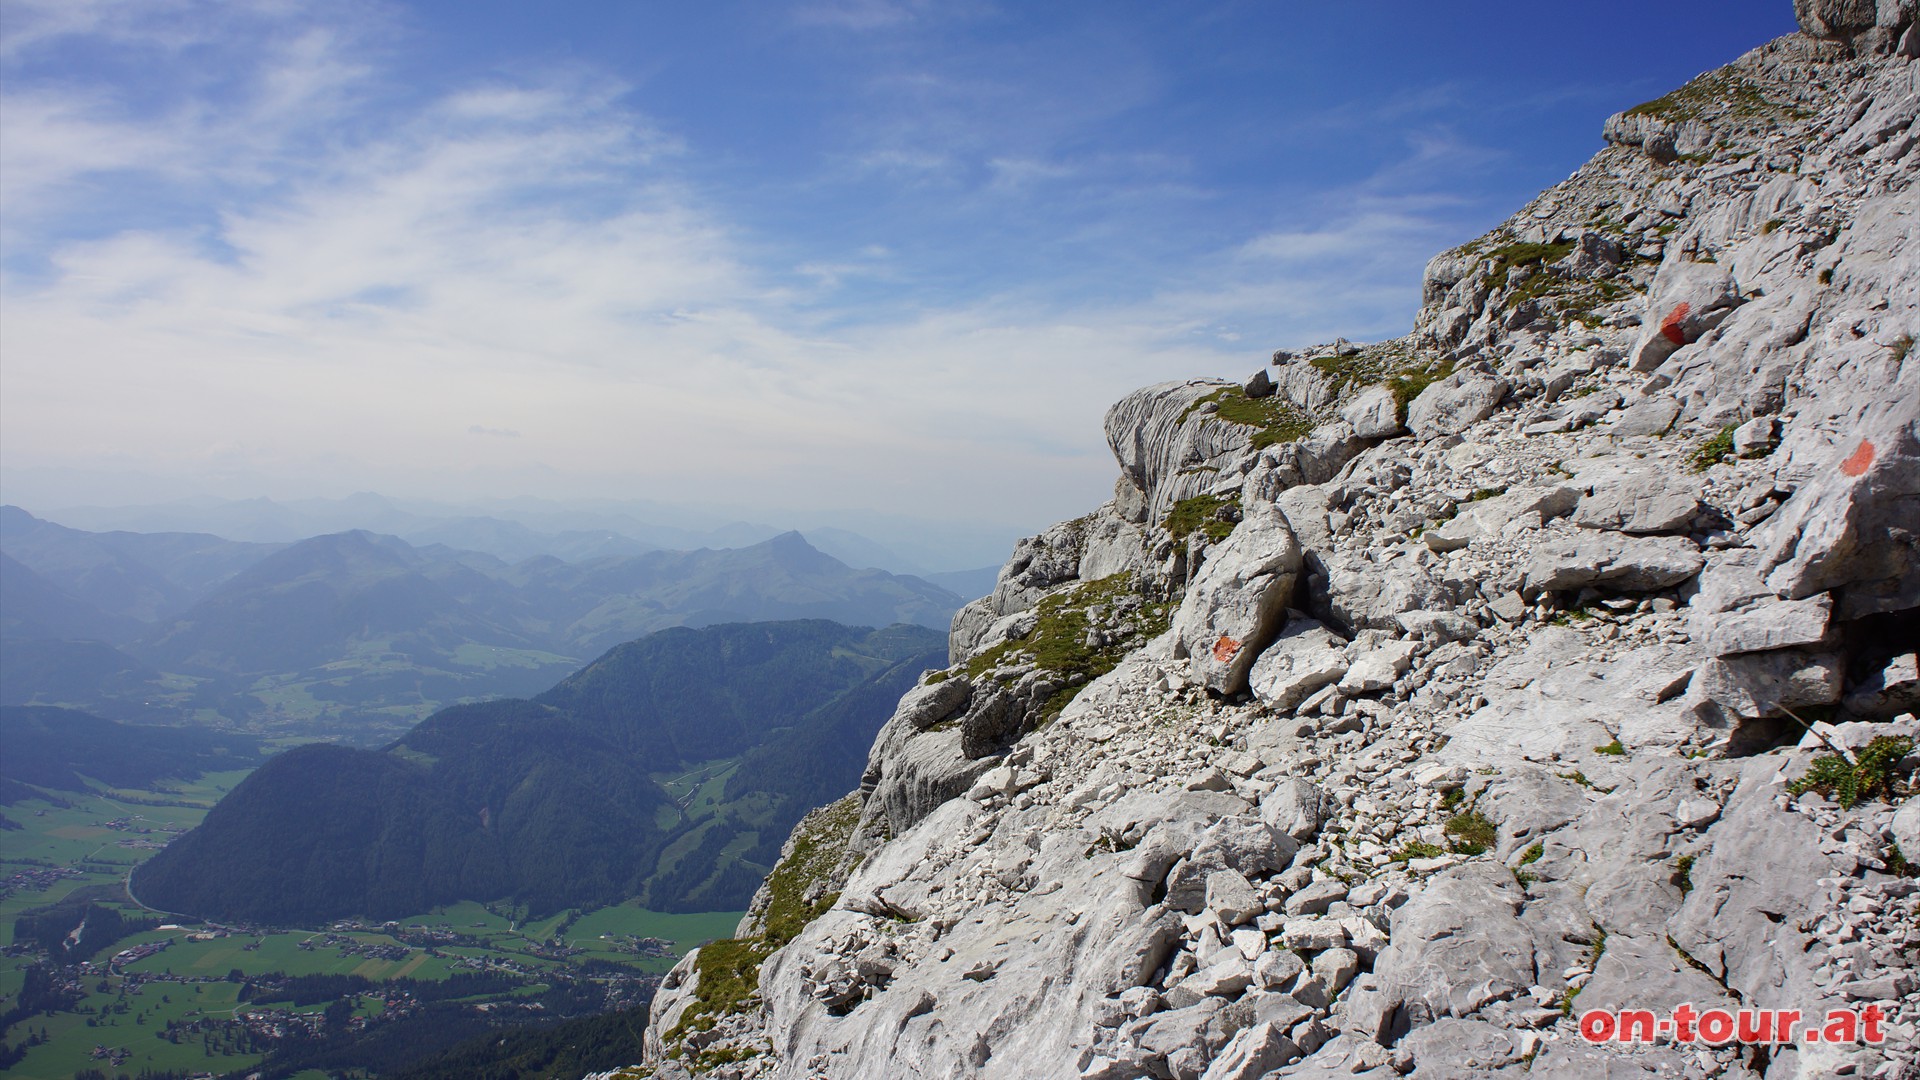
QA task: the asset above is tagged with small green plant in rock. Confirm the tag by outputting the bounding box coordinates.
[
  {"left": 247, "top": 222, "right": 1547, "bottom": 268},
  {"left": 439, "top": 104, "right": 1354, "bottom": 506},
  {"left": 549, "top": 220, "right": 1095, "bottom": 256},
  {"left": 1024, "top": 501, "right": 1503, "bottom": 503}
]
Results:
[
  {"left": 1444, "top": 810, "right": 1498, "bottom": 856},
  {"left": 1674, "top": 854, "right": 1696, "bottom": 895},
  {"left": 1787, "top": 736, "right": 1914, "bottom": 808},
  {"left": 1390, "top": 840, "right": 1447, "bottom": 862},
  {"left": 1893, "top": 334, "right": 1914, "bottom": 363},
  {"left": 1689, "top": 425, "right": 1738, "bottom": 472},
  {"left": 1889, "top": 843, "right": 1916, "bottom": 878},
  {"left": 666, "top": 794, "right": 861, "bottom": 1046},
  {"left": 1594, "top": 739, "right": 1627, "bottom": 756},
  {"left": 1518, "top": 842, "right": 1544, "bottom": 866}
]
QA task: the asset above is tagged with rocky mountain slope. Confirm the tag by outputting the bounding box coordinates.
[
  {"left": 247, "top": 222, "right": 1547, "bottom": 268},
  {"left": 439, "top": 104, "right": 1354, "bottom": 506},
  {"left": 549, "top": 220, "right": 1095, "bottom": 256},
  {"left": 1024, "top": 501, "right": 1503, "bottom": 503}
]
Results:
[{"left": 629, "top": 7, "right": 1920, "bottom": 1079}]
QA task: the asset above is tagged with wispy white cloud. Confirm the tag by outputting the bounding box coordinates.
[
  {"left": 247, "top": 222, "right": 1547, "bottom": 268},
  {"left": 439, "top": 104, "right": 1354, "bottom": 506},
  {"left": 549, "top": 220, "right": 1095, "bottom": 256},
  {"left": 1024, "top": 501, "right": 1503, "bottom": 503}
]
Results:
[{"left": 1, "top": 0, "right": 1539, "bottom": 530}]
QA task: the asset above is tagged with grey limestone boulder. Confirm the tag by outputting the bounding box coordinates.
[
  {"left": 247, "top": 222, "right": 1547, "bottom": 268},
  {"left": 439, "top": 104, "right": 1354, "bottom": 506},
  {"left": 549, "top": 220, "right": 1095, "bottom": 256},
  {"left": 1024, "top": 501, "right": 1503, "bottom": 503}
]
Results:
[
  {"left": 1106, "top": 380, "right": 1257, "bottom": 522},
  {"left": 1688, "top": 648, "right": 1843, "bottom": 718},
  {"left": 893, "top": 676, "right": 972, "bottom": 731},
  {"left": 1630, "top": 260, "right": 1744, "bottom": 372},
  {"left": 1246, "top": 615, "right": 1349, "bottom": 710},
  {"left": 1405, "top": 364, "right": 1510, "bottom": 439},
  {"left": 1605, "top": 395, "right": 1682, "bottom": 437},
  {"left": 1422, "top": 483, "right": 1579, "bottom": 552},
  {"left": 1602, "top": 110, "right": 1718, "bottom": 165},
  {"left": 1844, "top": 651, "right": 1920, "bottom": 716},
  {"left": 1752, "top": 393, "right": 1920, "bottom": 619},
  {"left": 1165, "top": 816, "right": 1298, "bottom": 913},
  {"left": 1522, "top": 531, "right": 1704, "bottom": 594},
  {"left": 1199, "top": 1019, "right": 1300, "bottom": 1079},
  {"left": 1260, "top": 778, "right": 1334, "bottom": 841},
  {"left": 1892, "top": 802, "right": 1920, "bottom": 861},
  {"left": 1340, "top": 385, "right": 1404, "bottom": 440},
  {"left": 1171, "top": 504, "right": 1303, "bottom": 694},
  {"left": 1732, "top": 415, "right": 1781, "bottom": 457},
  {"left": 1317, "top": 549, "right": 1462, "bottom": 632}
]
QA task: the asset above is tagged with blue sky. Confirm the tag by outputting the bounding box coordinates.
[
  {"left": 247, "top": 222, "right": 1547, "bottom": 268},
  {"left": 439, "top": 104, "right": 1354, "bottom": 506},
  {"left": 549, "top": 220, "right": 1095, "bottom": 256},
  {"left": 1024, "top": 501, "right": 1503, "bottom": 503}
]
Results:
[{"left": 0, "top": 0, "right": 1796, "bottom": 550}]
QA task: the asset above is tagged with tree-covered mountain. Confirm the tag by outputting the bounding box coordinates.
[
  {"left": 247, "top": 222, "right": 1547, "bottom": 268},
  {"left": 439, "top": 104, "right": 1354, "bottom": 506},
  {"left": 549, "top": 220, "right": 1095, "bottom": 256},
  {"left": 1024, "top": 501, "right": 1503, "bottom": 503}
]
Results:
[
  {"left": 0, "top": 705, "right": 262, "bottom": 796},
  {"left": 132, "top": 620, "right": 946, "bottom": 925}
]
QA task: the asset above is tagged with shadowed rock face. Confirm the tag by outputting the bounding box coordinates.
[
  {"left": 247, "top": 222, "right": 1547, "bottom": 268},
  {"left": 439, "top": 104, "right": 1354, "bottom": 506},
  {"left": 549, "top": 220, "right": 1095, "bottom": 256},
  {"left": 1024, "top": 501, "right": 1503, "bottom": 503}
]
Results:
[{"left": 636, "top": 11, "right": 1920, "bottom": 1079}]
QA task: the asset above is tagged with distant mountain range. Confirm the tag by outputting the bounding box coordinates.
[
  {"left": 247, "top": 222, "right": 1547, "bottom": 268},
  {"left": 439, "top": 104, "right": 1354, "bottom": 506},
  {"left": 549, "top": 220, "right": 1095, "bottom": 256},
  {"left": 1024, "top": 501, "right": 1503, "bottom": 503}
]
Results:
[
  {"left": 23, "top": 491, "right": 1012, "bottom": 581},
  {"left": 133, "top": 620, "right": 945, "bottom": 923},
  {"left": 1, "top": 505, "right": 971, "bottom": 735}
]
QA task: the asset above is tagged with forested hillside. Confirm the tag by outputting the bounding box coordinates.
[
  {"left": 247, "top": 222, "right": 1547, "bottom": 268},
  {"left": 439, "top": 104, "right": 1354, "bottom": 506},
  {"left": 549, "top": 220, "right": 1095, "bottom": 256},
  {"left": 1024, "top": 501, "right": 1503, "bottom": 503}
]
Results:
[{"left": 132, "top": 621, "right": 946, "bottom": 924}]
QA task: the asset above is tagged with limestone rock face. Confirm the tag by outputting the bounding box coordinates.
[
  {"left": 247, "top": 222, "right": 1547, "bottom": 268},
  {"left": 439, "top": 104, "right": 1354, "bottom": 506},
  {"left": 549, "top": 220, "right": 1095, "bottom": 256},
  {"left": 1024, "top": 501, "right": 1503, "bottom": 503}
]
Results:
[
  {"left": 1105, "top": 380, "right": 1253, "bottom": 524},
  {"left": 1246, "top": 615, "right": 1348, "bottom": 710},
  {"left": 638, "top": 13, "right": 1920, "bottom": 1079}
]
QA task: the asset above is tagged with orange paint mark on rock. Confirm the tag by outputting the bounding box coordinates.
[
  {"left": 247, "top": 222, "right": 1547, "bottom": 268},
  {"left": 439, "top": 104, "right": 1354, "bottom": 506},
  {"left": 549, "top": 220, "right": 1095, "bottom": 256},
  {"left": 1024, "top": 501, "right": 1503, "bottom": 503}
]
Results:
[
  {"left": 1212, "top": 635, "right": 1241, "bottom": 663},
  {"left": 1841, "top": 439, "right": 1875, "bottom": 477},
  {"left": 1660, "top": 301, "right": 1692, "bottom": 345}
]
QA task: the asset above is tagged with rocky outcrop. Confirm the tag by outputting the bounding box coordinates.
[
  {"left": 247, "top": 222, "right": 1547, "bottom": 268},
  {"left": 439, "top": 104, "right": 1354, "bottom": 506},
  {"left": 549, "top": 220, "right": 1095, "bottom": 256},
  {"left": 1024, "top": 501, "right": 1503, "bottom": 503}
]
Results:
[{"left": 633, "top": 12, "right": 1919, "bottom": 1080}]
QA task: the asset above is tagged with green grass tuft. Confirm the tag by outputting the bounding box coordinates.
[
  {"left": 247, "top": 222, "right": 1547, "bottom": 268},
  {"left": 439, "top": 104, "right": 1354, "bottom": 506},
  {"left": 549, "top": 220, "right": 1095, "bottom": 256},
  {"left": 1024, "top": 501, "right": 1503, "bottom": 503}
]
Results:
[
  {"left": 1389, "top": 840, "right": 1447, "bottom": 863},
  {"left": 1624, "top": 70, "right": 1809, "bottom": 125},
  {"left": 1444, "top": 810, "right": 1497, "bottom": 856},
  {"left": 1594, "top": 739, "right": 1626, "bottom": 757},
  {"left": 1674, "top": 854, "right": 1695, "bottom": 895},
  {"left": 1688, "top": 425, "right": 1738, "bottom": 472},
  {"left": 1162, "top": 493, "right": 1239, "bottom": 542}
]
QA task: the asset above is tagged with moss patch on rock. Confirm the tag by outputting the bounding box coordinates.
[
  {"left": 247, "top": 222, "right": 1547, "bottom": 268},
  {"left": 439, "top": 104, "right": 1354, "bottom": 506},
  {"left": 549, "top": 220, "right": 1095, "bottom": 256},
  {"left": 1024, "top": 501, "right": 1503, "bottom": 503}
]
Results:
[
  {"left": 1162, "top": 493, "right": 1239, "bottom": 542},
  {"left": 962, "top": 573, "right": 1175, "bottom": 724},
  {"left": 1179, "top": 385, "right": 1317, "bottom": 448}
]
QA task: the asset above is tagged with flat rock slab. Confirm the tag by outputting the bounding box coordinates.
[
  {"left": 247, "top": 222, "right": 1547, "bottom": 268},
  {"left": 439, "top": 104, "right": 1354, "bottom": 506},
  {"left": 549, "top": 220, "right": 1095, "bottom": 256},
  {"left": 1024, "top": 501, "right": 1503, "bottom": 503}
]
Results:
[
  {"left": 1523, "top": 532, "right": 1704, "bottom": 594},
  {"left": 1574, "top": 473, "right": 1702, "bottom": 534},
  {"left": 1693, "top": 593, "right": 1831, "bottom": 657}
]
